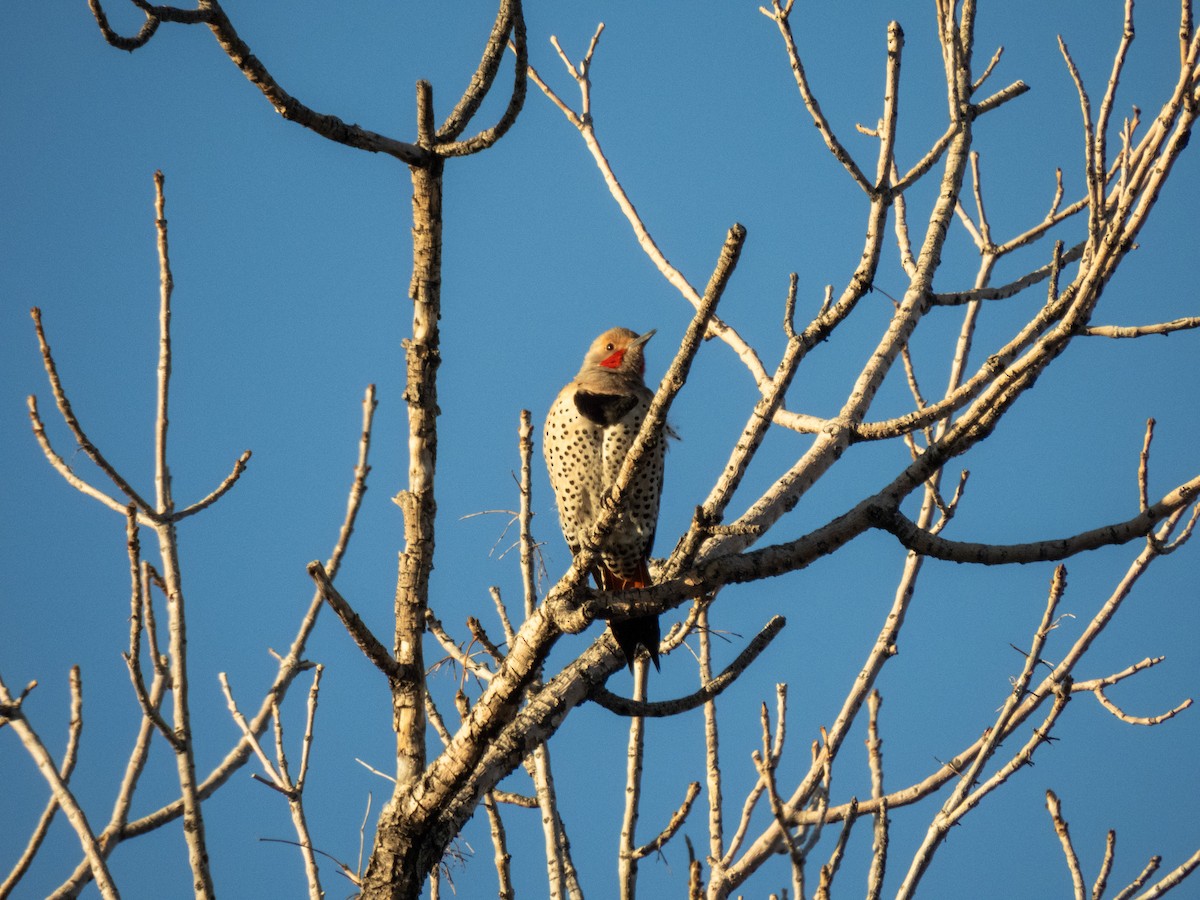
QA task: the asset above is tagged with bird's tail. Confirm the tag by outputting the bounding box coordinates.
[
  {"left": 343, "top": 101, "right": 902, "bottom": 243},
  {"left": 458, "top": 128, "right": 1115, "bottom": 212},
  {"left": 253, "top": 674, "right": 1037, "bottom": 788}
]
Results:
[{"left": 598, "top": 562, "right": 661, "bottom": 671}]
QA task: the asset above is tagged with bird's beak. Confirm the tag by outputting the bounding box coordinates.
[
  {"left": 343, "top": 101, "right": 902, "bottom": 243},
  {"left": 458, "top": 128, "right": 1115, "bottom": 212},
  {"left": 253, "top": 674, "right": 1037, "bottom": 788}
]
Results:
[{"left": 631, "top": 329, "right": 656, "bottom": 348}]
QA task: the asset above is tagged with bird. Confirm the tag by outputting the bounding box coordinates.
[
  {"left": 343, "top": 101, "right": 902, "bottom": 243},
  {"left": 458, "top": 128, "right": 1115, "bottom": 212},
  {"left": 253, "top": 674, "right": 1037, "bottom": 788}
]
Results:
[{"left": 544, "top": 327, "right": 667, "bottom": 670}]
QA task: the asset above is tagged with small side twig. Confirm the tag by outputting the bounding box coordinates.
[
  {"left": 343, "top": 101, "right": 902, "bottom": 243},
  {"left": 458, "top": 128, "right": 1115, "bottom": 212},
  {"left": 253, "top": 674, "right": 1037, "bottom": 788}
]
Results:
[
  {"left": 307, "top": 561, "right": 398, "bottom": 679},
  {"left": 0, "top": 671, "right": 120, "bottom": 899},
  {"left": 1046, "top": 790, "right": 1086, "bottom": 900},
  {"left": 0, "top": 667, "right": 85, "bottom": 897},
  {"left": 632, "top": 782, "right": 702, "bottom": 860}
]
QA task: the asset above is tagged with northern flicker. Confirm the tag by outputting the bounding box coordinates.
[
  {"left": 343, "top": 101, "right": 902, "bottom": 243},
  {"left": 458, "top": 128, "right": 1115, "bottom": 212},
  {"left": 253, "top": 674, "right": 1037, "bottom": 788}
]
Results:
[{"left": 544, "top": 327, "right": 666, "bottom": 670}]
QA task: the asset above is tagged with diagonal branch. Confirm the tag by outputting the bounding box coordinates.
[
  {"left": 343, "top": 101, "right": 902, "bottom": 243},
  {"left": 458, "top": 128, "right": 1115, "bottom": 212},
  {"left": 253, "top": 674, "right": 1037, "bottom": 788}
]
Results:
[
  {"left": 26, "top": 394, "right": 130, "bottom": 518},
  {"left": 436, "top": 0, "right": 522, "bottom": 142},
  {"left": 524, "top": 34, "right": 775, "bottom": 393},
  {"left": 436, "top": 0, "right": 527, "bottom": 157},
  {"left": 762, "top": 0, "right": 873, "bottom": 193},
  {"left": 308, "top": 561, "right": 399, "bottom": 680},
  {"left": 876, "top": 474, "right": 1200, "bottom": 564},
  {"left": 1082, "top": 316, "right": 1200, "bottom": 338},
  {"left": 632, "top": 782, "right": 702, "bottom": 861},
  {"left": 1046, "top": 790, "right": 1088, "bottom": 900},
  {"left": 589, "top": 616, "right": 786, "bottom": 717},
  {"left": 87, "top": 0, "right": 428, "bottom": 164},
  {"left": 29, "top": 308, "right": 156, "bottom": 516},
  {"left": 0, "top": 668, "right": 85, "bottom": 897},
  {"left": 1134, "top": 847, "right": 1200, "bottom": 899},
  {"left": 0, "top": 673, "right": 120, "bottom": 899}
]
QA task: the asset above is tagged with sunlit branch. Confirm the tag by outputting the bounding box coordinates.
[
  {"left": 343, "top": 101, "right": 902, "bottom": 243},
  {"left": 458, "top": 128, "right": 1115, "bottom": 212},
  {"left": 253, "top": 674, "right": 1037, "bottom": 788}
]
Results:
[
  {"left": 617, "top": 661, "right": 648, "bottom": 899},
  {"left": 1045, "top": 790, "right": 1087, "bottom": 900},
  {"left": 523, "top": 35, "right": 774, "bottom": 392},
  {"left": 1135, "top": 847, "right": 1200, "bottom": 898},
  {"left": 877, "top": 475, "right": 1200, "bottom": 564},
  {"left": 699, "top": 605, "right": 726, "bottom": 877},
  {"left": 761, "top": 0, "right": 873, "bottom": 192},
  {"left": 482, "top": 792, "right": 514, "bottom": 900},
  {"left": 172, "top": 450, "right": 252, "bottom": 522},
  {"left": 633, "top": 782, "right": 701, "bottom": 861},
  {"left": 0, "top": 673, "right": 120, "bottom": 898},
  {"left": 51, "top": 383, "right": 375, "bottom": 894},
  {"left": 0, "top": 667, "right": 84, "bottom": 897},
  {"left": 1082, "top": 316, "right": 1200, "bottom": 338},
  {"left": 929, "top": 241, "right": 1085, "bottom": 305},
  {"left": 972, "top": 78, "right": 1030, "bottom": 114},
  {"left": 29, "top": 308, "right": 155, "bottom": 516},
  {"left": 1090, "top": 684, "right": 1192, "bottom": 726},
  {"left": 1094, "top": 830, "right": 1117, "bottom": 900},
  {"left": 866, "top": 692, "right": 888, "bottom": 900}
]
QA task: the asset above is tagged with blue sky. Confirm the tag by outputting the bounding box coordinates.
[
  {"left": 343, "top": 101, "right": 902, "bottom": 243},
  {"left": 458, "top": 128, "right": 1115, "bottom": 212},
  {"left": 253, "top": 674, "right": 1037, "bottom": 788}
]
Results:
[{"left": 2, "top": 2, "right": 1198, "bottom": 897}]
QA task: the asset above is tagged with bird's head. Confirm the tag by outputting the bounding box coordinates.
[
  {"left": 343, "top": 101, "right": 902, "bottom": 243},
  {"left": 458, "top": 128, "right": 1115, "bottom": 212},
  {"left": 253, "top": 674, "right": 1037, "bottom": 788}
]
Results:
[{"left": 582, "top": 327, "right": 656, "bottom": 379}]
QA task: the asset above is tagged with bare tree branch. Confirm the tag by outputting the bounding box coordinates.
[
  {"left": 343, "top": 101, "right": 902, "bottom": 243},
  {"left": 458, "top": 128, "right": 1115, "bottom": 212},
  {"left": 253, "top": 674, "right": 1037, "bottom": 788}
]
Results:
[
  {"left": 589, "top": 616, "right": 786, "bottom": 717},
  {"left": 876, "top": 475, "right": 1200, "bottom": 564},
  {"left": 1093, "top": 830, "right": 1117, "bottom": 900},
  {"left": 1135, "top": 847, "right": 1200, "bottom": 899},
  {"left": 1046, "top": 789, "right": 1087, "bottom": 900},
  {"left": 28, "top": 308, "right": 155, "bottom": 517},
  {"left": 1083, "top": 316, "right": 1200, "bottom": 338},
  {"left": 0, "top": 668, "right": 84, "bottom": 898},
  {"left": 0, "top": 674, "right": 120, "bottom": 898},
  {"left": 308, "top": 561, "right": 399, "bottom": 679}
]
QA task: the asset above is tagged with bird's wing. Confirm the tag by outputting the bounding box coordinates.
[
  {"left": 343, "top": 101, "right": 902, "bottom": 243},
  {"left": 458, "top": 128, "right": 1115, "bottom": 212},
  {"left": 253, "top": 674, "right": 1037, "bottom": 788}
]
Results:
[{"left": 574, "top": 390, "right": 640, "bottom": 426}]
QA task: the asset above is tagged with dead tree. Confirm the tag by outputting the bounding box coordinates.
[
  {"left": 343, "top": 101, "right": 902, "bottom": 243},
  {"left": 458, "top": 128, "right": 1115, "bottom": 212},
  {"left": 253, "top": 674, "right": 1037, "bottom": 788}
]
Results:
[{"left": 4, "top": 1, "right": 1198, "bottom": 898}]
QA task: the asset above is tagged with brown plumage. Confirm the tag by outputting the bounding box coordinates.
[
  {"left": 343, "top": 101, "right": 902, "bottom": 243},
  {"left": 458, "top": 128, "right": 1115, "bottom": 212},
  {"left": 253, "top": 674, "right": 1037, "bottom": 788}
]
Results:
[{"left": 544, "top": 327, "right": 666, "bottom": 669}]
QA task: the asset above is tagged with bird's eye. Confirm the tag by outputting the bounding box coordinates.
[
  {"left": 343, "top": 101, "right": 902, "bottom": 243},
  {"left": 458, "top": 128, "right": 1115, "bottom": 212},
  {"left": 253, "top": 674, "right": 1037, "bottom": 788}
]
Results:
[{"left": 605, "top": 343, "right": 614, "bottom": 352}]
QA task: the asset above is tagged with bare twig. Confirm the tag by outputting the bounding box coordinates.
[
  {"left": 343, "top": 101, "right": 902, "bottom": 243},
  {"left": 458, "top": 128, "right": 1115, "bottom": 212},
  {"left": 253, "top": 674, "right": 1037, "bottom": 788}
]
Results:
[
  {"left": 524, "top": 35, "right": 774, "bottom": 394},
  {"left": 28, "top": 309, "right": 154, "bottom": 517},
  {"left": 308, "top": 561, "right": 399, "bottom": 679},
  {"left": 632, "top": 782, "right": 702, "bottom": 860},
  {"left": 0, "top": 667, "right": 84, "bottom": 897},
  {"left": 1090, "top": 685, "right": 1191, "bottom": 726},
  {"left": 1113, "top": 856, "right": 1163, "bottom": 900},
  {"left": 1134, "top": 847, "right": 1200, "bottom": 899},
  {"left": 1046, "top": 790, "right": 1087, "bottom": 900},
  {"left": 0, "top": 672, "right": 119, "bottom": 898},
  {"left": 482, "top": 792, "right": 514, "bottom": 900},
  {"left": 618, "top": 661, "right": 649, "bottom": 899},
  {"left": 762, "top": 0, "right": 872, "bottom": 192},
  {"left": 1093, "top": 830, "right": 1116, "bottom": 900},
  {"left": 1083, "top": 316, "right": 1200, "bottom": 338}
]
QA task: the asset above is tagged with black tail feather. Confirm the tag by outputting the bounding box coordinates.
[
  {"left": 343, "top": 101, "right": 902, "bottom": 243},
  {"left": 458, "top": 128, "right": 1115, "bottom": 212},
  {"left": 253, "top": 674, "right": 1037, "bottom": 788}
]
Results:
[
  {"left": 597, "top": 562, "right": 661, "bottom": 671},
  {"left": 611, "top": 614, "right": 661, "bottom": 672}
]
